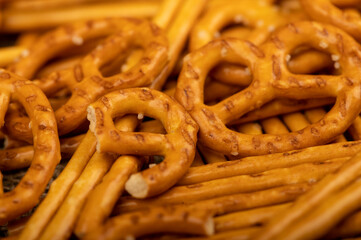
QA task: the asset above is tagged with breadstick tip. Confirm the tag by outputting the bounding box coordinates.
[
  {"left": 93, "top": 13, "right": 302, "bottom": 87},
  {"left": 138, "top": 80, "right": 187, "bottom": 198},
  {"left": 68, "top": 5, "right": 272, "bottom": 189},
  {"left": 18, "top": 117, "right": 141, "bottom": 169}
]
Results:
[{"left": 125, "top": 173, "right": 149, "bottom": 198}]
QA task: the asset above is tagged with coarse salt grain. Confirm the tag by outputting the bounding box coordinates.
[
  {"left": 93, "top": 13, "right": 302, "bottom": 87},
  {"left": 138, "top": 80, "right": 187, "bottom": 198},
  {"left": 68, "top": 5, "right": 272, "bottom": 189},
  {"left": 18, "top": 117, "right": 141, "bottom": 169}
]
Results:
[
  {"left": 331, "top": 54, "right": 340, "bottom": 61},
  {"left": 231, "top": 151, "right": 239, "bottom": 156},
  {"left": 285, "top": 54, "right": 291, "bottom": 62},
  {"left": 221, "top": 47, "right": 228, "bottom": 57},
  {"left": 319, "top": 41, "right": 328, "bottom": 49},
  {"left": 21, "top": 49, "right": 29, "bottom": 57},
  {"left": 256, "top": 20, "right": 264, "bottom": 27},
  {"left": 234, "top": 15, "right": 243, "bottom": 23},
  {"left": 268, "top": 25, "right": 275, "bottom": 32},
  {"left": 214, "top": 31, "right": 221, "bottom": 38},
  {"left": 244, "top": 67, "right": 251, "bottom": 75},
  {"left": 72, "top": 36, "right": 84, "bottom": 46},
  {"left": 137, "top": 113, "right": 144, "bottom": 120},
  {"left": 334, "top": 62, "right": 340, "bottom": 69}
]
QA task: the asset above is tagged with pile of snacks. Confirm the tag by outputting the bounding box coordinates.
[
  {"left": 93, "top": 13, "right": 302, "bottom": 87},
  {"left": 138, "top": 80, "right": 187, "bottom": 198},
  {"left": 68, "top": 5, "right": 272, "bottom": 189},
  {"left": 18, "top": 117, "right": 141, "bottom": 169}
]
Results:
[{"left": 1, "top": 0, "right": 361, "bottom": 239}]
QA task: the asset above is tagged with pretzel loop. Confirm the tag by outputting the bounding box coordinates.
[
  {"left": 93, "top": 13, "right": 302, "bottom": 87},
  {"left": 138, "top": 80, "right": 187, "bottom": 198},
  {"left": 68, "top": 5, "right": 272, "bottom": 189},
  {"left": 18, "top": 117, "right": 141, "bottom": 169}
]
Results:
[
  {"left": 87, "top": 88, "right": 198, "bottom": 198},
  {"left": 0, "top": 70, "right": 60, "bottom": 224},
  {"left": 176, "top": 21, "right": 361, "bottom": 156},
  {"left": 7, "top": 18, "right": 169, "bottom": 136},
  {"left": 301, "top": 0, "right": 361, "bottom": 41}
]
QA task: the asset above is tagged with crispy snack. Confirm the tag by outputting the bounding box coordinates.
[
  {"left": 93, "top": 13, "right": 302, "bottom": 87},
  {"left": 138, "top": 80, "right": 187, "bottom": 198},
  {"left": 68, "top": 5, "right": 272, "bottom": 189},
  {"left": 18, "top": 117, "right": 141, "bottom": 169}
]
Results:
[
  {"left": 7, "top": 18, "right": 168, "bottom": 136},
  {"left": 18, "top": 116, "right": 137, "bottom": 240},
  {"left": 116, "top": 158, "right": 345, "bottom": 212},
  {"left": 301, "top": 0, "right": 361, "bottom": 41},
  {"left": 255, "top": 147, "right": 361, "bottom": 240},
  {"left": 260, "top": 117, "right": 289, "bottom": 134},
  {"left": 178, "top": 140, "right": 361, "bottom": 185},
  {"left": 214, "top": 203, "right": 290, "bottom": 232},
  {"left": 84, "top": 204, "right": 214, "bottom": 240},
  {"left": 189, "top": 0, "right": 285, "bottom": 50},
  {"left": 87, "top": 183, "right": 310, "bottom": 240},
  {"left": 0, "top": 70, "right": 60, "bottom": 225},
  {"left": 1, "top": 1, "right": 160, "bottom": 32},
  {"left": 176, "top": 22, "right": 361, "bottom": 156},
  {"left": 230, "top": 98, "right": 334, "bottom": 125},
  {"left": 0, "top": 134, "right": 84, "bottom": 171},
  {"left": 87, "top": 88, "right": 198, "bottom": 198},
  {"left": 74, "top": 156, "right": 141, "bottom": 238}
]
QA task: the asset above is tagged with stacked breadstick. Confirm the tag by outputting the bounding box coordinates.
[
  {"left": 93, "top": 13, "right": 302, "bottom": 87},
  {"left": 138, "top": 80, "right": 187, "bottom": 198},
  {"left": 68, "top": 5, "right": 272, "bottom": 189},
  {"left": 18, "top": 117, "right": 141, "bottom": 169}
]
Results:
[{"left": 1, "top": 0, "right": 361, "bottom": 239}]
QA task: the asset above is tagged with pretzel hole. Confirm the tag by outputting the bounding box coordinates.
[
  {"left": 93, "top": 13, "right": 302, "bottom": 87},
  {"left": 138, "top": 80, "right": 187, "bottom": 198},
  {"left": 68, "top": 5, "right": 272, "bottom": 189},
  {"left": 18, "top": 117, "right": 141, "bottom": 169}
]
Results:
[
  {"left": 102, "top": 48, "right": 144, "bottom": 78},
  {"left": 136, "top": 118, "right": 166, "bottom": 169},
  {"left": 220, "top": 24, "right": 252, "bottom": 40},
  {"left": 286, "top": 46, "right": 340, "bottom": 75}
]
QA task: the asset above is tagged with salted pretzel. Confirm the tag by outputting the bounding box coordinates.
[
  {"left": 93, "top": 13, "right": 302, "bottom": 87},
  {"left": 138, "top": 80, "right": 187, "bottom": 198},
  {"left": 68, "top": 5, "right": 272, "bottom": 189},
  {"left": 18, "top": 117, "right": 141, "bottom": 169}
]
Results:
[
  {"left": 256, "top": 146, "right": 361, "bottom": 240},
  {"left": 1, "top": 1, "right": 159, "bottom": 32},
  {"left": 6, "top": 18, "right": 168, "bottom": 136},
  {"left": 87, "top": 88, "right": 198, "bottom": 198},
  {"left": 0, "top": 70, "right": 60, "bottom": 224},
  {"left": 190, "top": 0, "right": 333, "bottom": 88},
  {"left": 301, "top": 0, "right": 361, "bottom": 41},
  {"left": 176, "top": 21, "right": 361, "bottom": 156}
]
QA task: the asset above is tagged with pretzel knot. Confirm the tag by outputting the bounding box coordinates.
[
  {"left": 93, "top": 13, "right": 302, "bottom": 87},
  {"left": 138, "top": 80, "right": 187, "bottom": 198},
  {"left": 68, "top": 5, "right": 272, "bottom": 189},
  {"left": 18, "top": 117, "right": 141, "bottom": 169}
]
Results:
[
  {"left": 87, "top": 88, "right": 198, "bottom": 198},
  {"left": 0, "top": 70, "right": 60, "bottom": 224},
  {"left": 176, "top": 21, "right": 361, "bottom": 157},
  {"left": 301, "top": 0, "right": 361, "bottom": 41},
  {"left": 7, "top": 18, "right": 169, "bottom": 136}
]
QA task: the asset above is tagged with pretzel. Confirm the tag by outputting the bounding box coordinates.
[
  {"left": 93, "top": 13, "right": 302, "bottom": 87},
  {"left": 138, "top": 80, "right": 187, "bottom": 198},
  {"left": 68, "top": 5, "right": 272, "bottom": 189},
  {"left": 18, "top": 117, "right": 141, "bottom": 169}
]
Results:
[
  {"left": 0, "top": 146, "right": 33, "bottom": 171},
  {"left": 176, "top": 22, "right": 361, "bottom": 156},
  {"left": 39, "top": 150, "right": 118, "bottom": 240},
  {"left": 189, "top": 0, "right": 285, "bottom": 51},
  {"left": 197, "top": 144, "right": 227, "bottom": 164},
  {"left": 255, "top": 146, "right": 361, "bottom": 240},
  {"left": 87, "top": 88, "right": 198, "bottom": 198},
  {"left": 190, "top": 0, "right": 332, "bottom": 87},
  {"left": 305, "top": 107, "right": 347, "bottom": 142},
  {"left": 260, "top": 117, "right": 289, "bottom": 134},
  {"left": 178, "top": 140, "right": 361, "bottom": 186},
  {"left": 274, "top": 175, "right": 361, "bottom": 240},
  {"left": 327, "top": 209, "right": 361, "bottom": 239},
  {"left": 349, "top": 116, "right": 361, "bottom": 140},
  {"left": 301, "top": 0, "right": 361, "bottom": 41},
  {"left": 149, "top": 0, "right": 207, "bottom": 90},
  {"left": 7, "top": 18, "right": 168, "bottom": 136},
  {"left": 88, "top": 183, "right": 310, "bottom": 240},
  {"left": 83, "top": 204, "right": 214, "bottom": 240},
  {"left": 0, "top": 70, "right": 60, "bottom": 225},
  {"left": 18, "top": 115, "right": 138, "bottom": 240},
  {"left": 137, "top": 120, "right": 166, "bottom": 134},
  {"left": 214, "top": 203, "right": 290, "bottom": 233},
  {"left": 114, "top": 182, "right": 311, "bottom": 216},
  {"left": 74, "top": 155, "right": 141, "bottom": 238},
  {"left": 178, "top": 227, "right": 259, "bottom": 240},
  {"left": 236, "top": 122, "right": 263, "bottom": 135},
  {"left": 231, "top": 98, "right": 334, "bottom": 125},
  {"left": 115, "top": 158, "right": 345, "bottom": 212},
  {"left": 1, "top": 1, "right": 160, "bottom": 32},
  {"left": 282, "top": 112, "right": 310, "bottom": 131}
]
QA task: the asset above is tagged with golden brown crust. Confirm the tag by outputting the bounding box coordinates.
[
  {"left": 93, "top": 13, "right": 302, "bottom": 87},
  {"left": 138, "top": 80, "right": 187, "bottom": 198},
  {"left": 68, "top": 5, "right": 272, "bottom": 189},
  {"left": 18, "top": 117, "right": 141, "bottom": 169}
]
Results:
[
  {"left": 0, "top": 70, "right": 60, "bottom": 225},
  {"left": 88, "top": 88, "right": 198, "bottom": 198},
  {"left": 255, "top": 148, "right": 361, "bottom": 239},
  {"left": 301, "top": 0, "right": 361, "bottom": 41},
  {"left": 74, "top": 156, "right": 140, "bottom": 238},
  {"left": 178, "top": 140, "right": 361, "bottom": 185},
  {"left": 7, "top": 18, "right": 168, "bottom": 136},
  {"left": 176, "top": 22, "right": 361, "bottom": 156}
]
